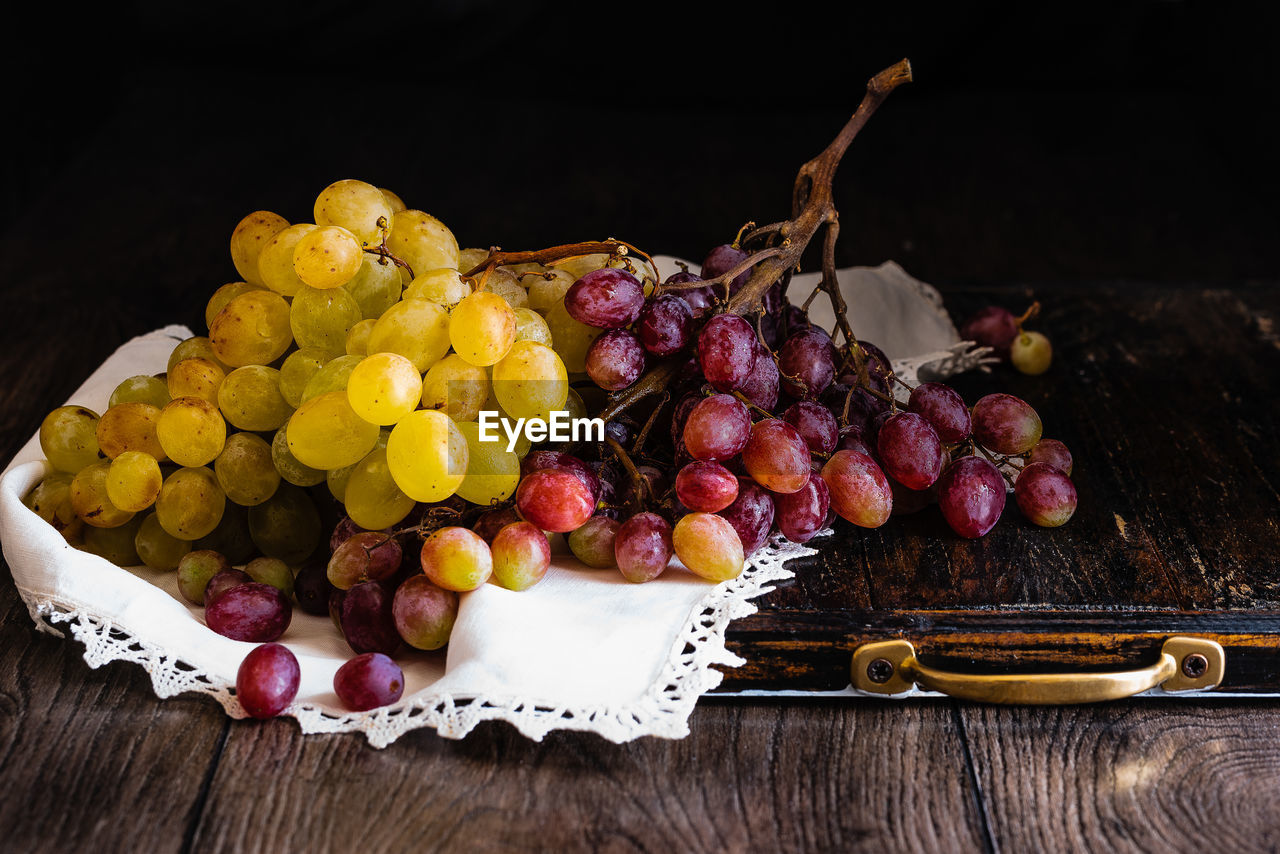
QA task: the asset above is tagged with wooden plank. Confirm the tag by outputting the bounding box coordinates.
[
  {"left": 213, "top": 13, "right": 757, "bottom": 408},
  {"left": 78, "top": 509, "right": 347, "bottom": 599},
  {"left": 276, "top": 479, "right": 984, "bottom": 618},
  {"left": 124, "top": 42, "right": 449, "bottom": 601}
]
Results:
[
  {"left": 0, "top": 578, "right": 227, "bottom": 853},
  {"left": 959, "top": 701, "right": 1280, "bottom": 853},
  {"left": 721, "top": 610, "right": 1280, "bottom": 693},
  {"left": 189, "top": 702, "right": 988, "bottom": 853}
]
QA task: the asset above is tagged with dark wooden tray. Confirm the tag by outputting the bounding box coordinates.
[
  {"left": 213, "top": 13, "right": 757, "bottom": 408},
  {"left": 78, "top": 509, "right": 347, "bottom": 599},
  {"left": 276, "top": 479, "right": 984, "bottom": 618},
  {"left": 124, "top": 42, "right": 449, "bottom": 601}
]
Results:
[{"left": 718, "top": 282, "right": 1280, "bottom": 697}]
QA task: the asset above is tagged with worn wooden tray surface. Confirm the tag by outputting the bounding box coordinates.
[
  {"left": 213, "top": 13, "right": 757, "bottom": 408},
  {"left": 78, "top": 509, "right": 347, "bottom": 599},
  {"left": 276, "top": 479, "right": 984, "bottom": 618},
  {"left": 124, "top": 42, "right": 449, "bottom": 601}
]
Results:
[{"left": 721, "top": 283, "right": 1280, "bottom": 693}]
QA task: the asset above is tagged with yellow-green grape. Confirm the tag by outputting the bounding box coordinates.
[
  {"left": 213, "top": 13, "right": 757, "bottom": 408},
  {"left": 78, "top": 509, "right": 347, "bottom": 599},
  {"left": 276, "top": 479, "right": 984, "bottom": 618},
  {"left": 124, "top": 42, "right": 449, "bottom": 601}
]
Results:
[
  {"left": 206, "top": 281, "right": 261, "bottom": 330},
  {"left": 39, "top": 405, "right": 101, "bottom": 473},
  {"left": 458, "top": 248, "right": 490, "bottom": 271},
  {"left": 565, "top": 387, "right": 587, "bottom": 423},
  {"left": 209, "top": 290, "right": 293, "bottom": 367},
  {"left": 449, "top": 291, "right": 517, "bottom": 367},
  {"left": 513, "top": 308, "right": 553, "bottom": 347},
  {"left": 325, "top": 430, "right": 389, "bottom": 503},
  {"left": 379, "top": 187, "right": 406, "bottom": 214},
  {"left": 483, "top": 269, "right": 529, "bottom": 309},
  {"left": 82, "top": 515, "right": 144, "bottom": 566},
  {"left": 314, "top": 179, "right": 394, "bottom": 247},
  {"left": 271, "top": 426, "right": 325, "bottom": 487},
  {"left": 292, "top": 225, "right": 364, "bottom": 290},
  {"left": 343, "top": 447, "right": 416, "bottom": 530},
  {"left": 167, "top": 357, "right": 225, "bottom": 404},
  {"left": 24, "top": 472, "right": 76, "bottom": 527},
  {"left": 214, "top": 432, "right": 280, "bottom": 507},
  {"left": 167, "top": 336, "right": 228, "bottom": 374},
  {"left": 345, "top": 318, "right": 376, "bottom": 356},
  {"left": 386, "top": 409, "right": 467, "bottom": 502},
  {"left": 525, "top": 268, "right": 575, "bottom": 313},
  {"left": 454, "top": 421, "right": 520, "bottom": 505},
  {"left": 551, "top": 253, "right": 608, "bottom": 279},
  {"left": 301, "top": 353, "right": 362, "bottom": 402},
  {"left": 290, "top": 284, "right": 362, "bottom": 354},
  {"left": 404, "top": 268, "right": 468, "bottom": 310},
  {"left": 343, "top": 254, "right": 402, "bottom": 319},
  {"left": 134, "top": 512, "right": 191, "bottom": 570},
  {"left": 491, "top": 341, "right": 568, "bottom": 420},
  {"left": 247, "top": 483, "right": 322, "bottom": 565},
  {"left": 544, "top": 299, "right": 603, "bottom": 373},
  {"left": 70, "top": 461, "right": 134, "bottom": 528},
  {"left": 218, "top": 366, "right": 293, "bottom": 432},
  {"left": 155, "top": 467, "right": 226, "bottom": 541},
  {"left": 257, "top": 222, "right": 319, "bottom": 297},
  {"left": 347, "top": 352, "right": 422, "bottom": 425},
  {"left": 420, "top": 354, "right": 489, "bottom": 422},
  {"left": 387, "top": 209, "right": 460, "bottom": 274},
  {"left": 279, "top": 348, "right": 330, "bottom": 408},
  {"left": 105, "top": 450, "right": 163, "bottom": 512},
  {"left": 367, "top": 298, "right": 450, "bottom": 372},
  {"left": 96, "top": 402, "right": 165, "bottom": 460},
  {"left": 110, "top": 375, "right": 171, "bottom": 410},
  {"left": 287, "top": 391, "right": 380, "bottom": 470},
  {"left": 156, "top": 397, "right": 226, "bottom": 467},
  {"left": 230, "top": 210, "right": 290, "bottom": 287}
]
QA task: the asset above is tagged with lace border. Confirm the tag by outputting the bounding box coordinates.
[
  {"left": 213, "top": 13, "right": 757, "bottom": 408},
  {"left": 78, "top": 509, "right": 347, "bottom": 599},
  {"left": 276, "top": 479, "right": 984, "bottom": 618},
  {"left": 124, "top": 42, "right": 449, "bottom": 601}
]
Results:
[{"left": 20, "top": 534, "right": 817, "bottom": 748}]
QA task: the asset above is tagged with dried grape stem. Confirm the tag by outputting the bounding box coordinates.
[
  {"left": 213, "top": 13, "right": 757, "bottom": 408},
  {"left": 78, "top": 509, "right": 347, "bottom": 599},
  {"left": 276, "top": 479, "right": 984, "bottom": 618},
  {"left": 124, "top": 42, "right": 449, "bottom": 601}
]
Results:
[
  {"left": 462, "top": 239, "right": 656, "bottom": 280},
  {"left": 599, "top": 59, "right": 912, "bottom": 424}
]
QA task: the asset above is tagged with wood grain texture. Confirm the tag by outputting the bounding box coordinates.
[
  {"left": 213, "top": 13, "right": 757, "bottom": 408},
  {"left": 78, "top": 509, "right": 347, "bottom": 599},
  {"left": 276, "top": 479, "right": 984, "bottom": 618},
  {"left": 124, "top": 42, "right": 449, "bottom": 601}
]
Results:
[
  {"left": 189, "top": 701, "right": 988, "bottom": 854},
  {"left": 0, "top": 575, "right": 227, "bottom": 854},
  {"left": 961, "top": 701, "right": 1280, "bottom": 853}
]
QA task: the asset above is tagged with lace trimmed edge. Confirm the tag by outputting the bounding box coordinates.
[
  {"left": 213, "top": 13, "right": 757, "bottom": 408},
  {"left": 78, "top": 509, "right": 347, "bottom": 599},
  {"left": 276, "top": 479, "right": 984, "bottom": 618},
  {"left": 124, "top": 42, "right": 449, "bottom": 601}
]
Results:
[{"left": 17, "top": 533, "right": 817, "bottom": 749}]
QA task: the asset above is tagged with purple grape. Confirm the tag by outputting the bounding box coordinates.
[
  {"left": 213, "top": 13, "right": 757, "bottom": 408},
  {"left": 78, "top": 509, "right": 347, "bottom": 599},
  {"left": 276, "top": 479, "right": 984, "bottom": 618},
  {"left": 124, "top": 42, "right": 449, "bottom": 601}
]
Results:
[
  {"left": 567, "top": 516, "right": 621, "bottom": 568},
  {"left": 1015, "top": 462, "right": 1077, "bottom": 527},
  {"left": 1029, "top": 438, "right": 1073, "bottom": 475},
  {"left": 617, "top": 465, "right": 668, "bottom": 510},
  {"left": 614, "top": 512, "right": 673, "bottom": 583},
  {"left": 937, "top": 456, "right": 1006, "bottom": 538},
  {"left": 683, "top": 394, "right": 752, "bottom": 461},
  {"left": 821, "top": 450, "right": 893, "bottom": 529},
  {"left": 782, "top": 401, "right": 838, "bottom": 454},
  {"left": 858, "top": 341, "right": 892, "bottom": 380},
  {"left": 701, "top": 244, "right": 751, "bottom": 294},
  {"left": 697, "top": 314, "right": 758, "bottom": 392},
  {"left": 835, "top": 425, "right": 876, "bottom": 458},
  {"left": 665, "top": 271, "right": 714, "bottom": 318},
  {"left": 334, "top": 652, "right": 404, "bottom": 712},
  {"left": 340, "top": 580, "right": 400, "bottom": 655},
  {"left": 564, "top": 268, "right": 644, "bottom": 328},
  {"left": 718, "top": 481, "right": 775, "bottom": 555},
  {"left": 586, "top": 329, "right": 646, "bottom": 390},
  {"left": 329, "top": 516, "right": 369, "bottom": 554},
  {"left": 636, "top": 294, "right": 694, "bottom": 356},
  {"left": 675, "top": 461, "right": 740, "bottom": 513},
  {"left": 889, "top": 476, "right": 935, "bottom": 515},
  {"left": 742, "top": 419, "right": 812, "bottom": 495},
  {"left": 236, "top": 643, "right": 300, "bottom": 719},
  {"left": 204, "top": 568, "right": 251, "bottom": 606},
  {"left": 960, "top": 306, "right": 1019, "bottom": 359},
  {"left": 393, "top": 574, "right": 458, "bottom": 650},
  {"left": 739, "top": 342, "right": 780, "bottom": 411},
  {"left": 294, "top": 558, "right": 336, "bottom": 616},
  {"left": 877, "top": 412, "right": 944, "bottom": 491},
  {"left": 328, "top": 531, "right": 404, "bottom": 590},
  {"left": 908, "top": 382, "right": 972, "bottom": 443},
  {"left": 669, "top": 393, "right": 702, "bottom": 448},
  {"left": 604, "top": 419, "right": 633, "bottom": 447},
  {"left": 206, "top": 582, "right": 292, "bottom": 643},
  {"left": 471, "top": 506, "right": 522, "bottom": 544},
  {"left": 778, "top": 330, "right": 836, "bottom": 400},
  {"left": 774, "top": 476, "right": 830, "bottom": 544},
  {"left": 972, "top": 394, "right": 1043, "bottom": 454},
  {"left": 521, "top": 450, "right": 601, "bottom": 503}
]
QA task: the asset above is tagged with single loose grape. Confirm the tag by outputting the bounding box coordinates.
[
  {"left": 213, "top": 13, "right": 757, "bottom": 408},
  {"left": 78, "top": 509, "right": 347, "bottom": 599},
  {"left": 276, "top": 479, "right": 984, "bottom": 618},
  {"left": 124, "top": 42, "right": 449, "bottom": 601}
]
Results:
[
  {"left": 347, "top": 352, "right": 422, "bottom": 426},
  {"left": 40, "top": 405, "right": 101, "bottom": 473},
  {"left": 1011, "top": 331, "right": 1053, "bottom": 376},
  {"left": 385, "top": 410, "right": 467, "bottom": 502},
  {"left": 236, "top": 643, "right": 300, "bottom": 719},
  {"left": 206, "top": 582, "right": 291, "bottom": 643},
  {"left": 230, "top": 211, "right": 289, "bottom": 287},
  {"left": 334, "top": 652, "right": 404, "bottom": 712}
]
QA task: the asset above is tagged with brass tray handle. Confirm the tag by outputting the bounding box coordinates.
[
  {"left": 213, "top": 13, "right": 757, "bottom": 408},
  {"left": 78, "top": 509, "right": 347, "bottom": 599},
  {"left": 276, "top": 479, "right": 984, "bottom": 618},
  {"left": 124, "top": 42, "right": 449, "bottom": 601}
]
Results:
[{"left": 850, "top": 636, "right": 1225, "bottom": 704}]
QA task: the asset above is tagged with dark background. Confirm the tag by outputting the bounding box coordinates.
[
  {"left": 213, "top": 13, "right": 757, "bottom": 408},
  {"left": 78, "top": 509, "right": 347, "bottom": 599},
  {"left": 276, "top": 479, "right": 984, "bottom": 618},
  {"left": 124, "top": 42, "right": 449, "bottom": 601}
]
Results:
[{"left": 1, "top": 1, "right": 1276, "bottom": 361}]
